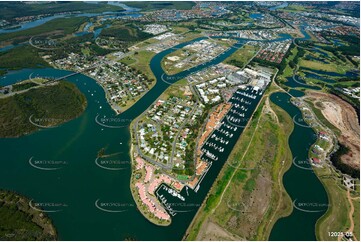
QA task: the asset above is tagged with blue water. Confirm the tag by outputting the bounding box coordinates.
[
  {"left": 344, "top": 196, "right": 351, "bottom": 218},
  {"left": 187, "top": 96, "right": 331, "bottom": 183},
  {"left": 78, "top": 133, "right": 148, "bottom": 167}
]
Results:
[
  {"left": 288, "top": 89, "right": 305, "bottom": 97},
  {"left": 250, "top": 13, "right": 264, "bottom": 19},
  {"left": 0, "top": 14, "right": 334, "bottom": 240},
  {"left": 0, "top": 36, "right": 262, "bottom": 241},
  {"left": 74, "top": 23, "right": 111, "bottom": 39},
  {"left": 269, "top": 92, "right": 328, "bottom": 240},
  {"left": 311, "top": 47, "right": 328, "bottom": 57},
  {"left": 301, "top": 67, "right": 360, "bottom": 78},
  {"left": 0, "top": 44, "right": 21, "bottom": 52},
  {"left": 269, "top": 2, "right": 289, "bottom": 11},
  {"left": 299, "top": 24, "right": 311, "bottom": 40},
  {"left": 303, "top": 72, "right": 336, "bottom": 84},
  {"left": 0, "top": 14, "right": 103, "bottom": 35},
  {"left": 0, "top": 3, "right": 140, "bottom": 35},
  {"left": 306, "top": 55, "right": 329, "bottom": 64},
  {"left": 284, "top": 76, "right": 322, "bottom": 90}
]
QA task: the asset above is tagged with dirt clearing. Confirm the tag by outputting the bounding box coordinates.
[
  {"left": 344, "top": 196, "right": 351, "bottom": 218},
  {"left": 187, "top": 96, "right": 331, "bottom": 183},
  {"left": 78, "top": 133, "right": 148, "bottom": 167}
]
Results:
[{"left": 306, "top": 91, "right": 359, "bottom": 170}]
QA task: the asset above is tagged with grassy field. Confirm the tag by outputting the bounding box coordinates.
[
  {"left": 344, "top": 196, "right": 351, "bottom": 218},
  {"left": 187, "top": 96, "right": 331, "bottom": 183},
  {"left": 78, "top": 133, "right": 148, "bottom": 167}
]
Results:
[
  {"left": 353, "top": 197, "right": 360, "bottom": 240},
  {"left": 161, "top": 48, "right": 191, "bottom": 75},
  {"left": 181, "top": 31, "right": 204, "bottom": 42},
  {"left": 282, "top": 4, "right": 308, "bottom": 12},
  {"left": 131, "top": 38, "right": 159, "bottom": 49},
  {"left": 224, "top": 44, "right": 259, "bottom": 68},
  {"left": 12, "top": 81, "right": 38, "bottom": 92},
  {"left": 171, "top": 26, "right": 191, "bottom": 34},
  {"left": 119, "top": 56, "right": 137, "bottom": 65},
  {"left": 159, "top": 79, "right": 188, "bottom": 100},
  {"left": 299, "top": 59, "right": 348, "bottom": 74},
  {"left": 185, "top": 85, "right": 294, "bottom": 240},
  {"left": 120, "top": 50, "right": 157, "bottom": 81},
  {"left": 278, "top": 46, "right": 298, "bottom": 82},
  {"left": 315, "top": 166, "right": 354, "bottom": 241},
  {"left": 0, "top": 81, "right": 86, "bottom": 138},
  {"left": 0, "top": 16, "right": 89, "bottom": 43}
]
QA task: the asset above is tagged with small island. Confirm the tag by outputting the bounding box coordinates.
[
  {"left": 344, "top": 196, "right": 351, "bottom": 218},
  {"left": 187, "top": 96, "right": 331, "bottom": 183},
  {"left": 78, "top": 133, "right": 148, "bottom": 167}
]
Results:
[{"left": 0, "top": 78, "right": 87, "bottom": 138}]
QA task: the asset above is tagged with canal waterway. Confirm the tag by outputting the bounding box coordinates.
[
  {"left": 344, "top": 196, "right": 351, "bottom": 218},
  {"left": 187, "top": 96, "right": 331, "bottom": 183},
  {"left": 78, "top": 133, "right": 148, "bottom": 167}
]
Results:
[
  {"left": 0, "top": 2, "right": 140, "bottom": 35},
  {"left": 0, "top": 30, "right": 329, "bottom": 240},
  {"left": 0, "top": 3, "right": 142, "bottom": 52},
  {"left": 0, "top": 37, "right": 258, "bottom": 240},
  {"left": 269, "top": 92, "right": 328, "bottom": 240}
]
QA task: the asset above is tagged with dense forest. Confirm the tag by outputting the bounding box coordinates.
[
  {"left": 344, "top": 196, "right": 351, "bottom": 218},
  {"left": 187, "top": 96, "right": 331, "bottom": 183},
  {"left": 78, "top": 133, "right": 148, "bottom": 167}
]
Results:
[
  {"left": 0, "top": 190, "right": 57, "bottom": 240},
  {"left": 0, "top": 81, "right": 87, "bottom": 138},
  {"left": 331, "top": 142, "right": 360, "bottom": 178}
]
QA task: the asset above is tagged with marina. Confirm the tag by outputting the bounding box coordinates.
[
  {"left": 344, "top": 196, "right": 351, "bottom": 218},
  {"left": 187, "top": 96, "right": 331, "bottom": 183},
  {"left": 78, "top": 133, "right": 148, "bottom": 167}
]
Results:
[
  {"left": 0, "top": 13, "right": 340, "bottom": 239},
  {"left": 200, "top": 86, "right": 263, "bottom": 166}
]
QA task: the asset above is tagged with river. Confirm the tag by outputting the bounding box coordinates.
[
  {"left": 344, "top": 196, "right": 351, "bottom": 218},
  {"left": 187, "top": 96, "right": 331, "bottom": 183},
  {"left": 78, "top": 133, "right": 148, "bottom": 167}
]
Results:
[
  {"left": 269, "top": 92, "right": 328, "bottom": 240},
  {"left": 0, "top": 3, "right": 142, "bottom": 52},
  {"left": 0, "top": 37, "right": 259, "bottom": 240},
  {"left": 0, "top": 2, "right": 141, "bottom": 35},
  {"left": 0, "top": 31, "right": 329, "bottom": 240},
  {"left": 269, "top": 2, "right": 289, "bottom": 11}
]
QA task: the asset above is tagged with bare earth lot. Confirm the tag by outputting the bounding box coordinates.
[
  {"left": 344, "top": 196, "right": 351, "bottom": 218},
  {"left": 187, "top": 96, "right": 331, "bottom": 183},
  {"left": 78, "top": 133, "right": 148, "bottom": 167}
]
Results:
[{"left": 307, "top": 91, "right": 360, "bottom": 170}]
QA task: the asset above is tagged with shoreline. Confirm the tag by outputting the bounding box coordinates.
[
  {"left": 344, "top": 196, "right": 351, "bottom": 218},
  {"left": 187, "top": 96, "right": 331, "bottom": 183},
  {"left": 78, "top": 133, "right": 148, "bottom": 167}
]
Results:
[
  {"left": 129, "top": 118, "right": 172, "bottom": 226},
  {"left": 297, "top": 91, "right": 359, "bottom": 240},
  {"left": 49, "top": 64, "right": 157, "bottom": 116},
  {"left": 0, "top": 189, "right": 58, "bottom": 240},
  {"left": 182, "top": 74, "right": 314, "bottom": 240},
  {"left": 183, "top": 84, "right": 277, "bottom": 240}
]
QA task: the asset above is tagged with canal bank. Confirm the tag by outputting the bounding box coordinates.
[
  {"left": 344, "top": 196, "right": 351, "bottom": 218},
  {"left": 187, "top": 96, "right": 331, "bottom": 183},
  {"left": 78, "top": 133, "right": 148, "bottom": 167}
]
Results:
[{"left": 269, "top": 92, "right": 328, "bottom": 240}]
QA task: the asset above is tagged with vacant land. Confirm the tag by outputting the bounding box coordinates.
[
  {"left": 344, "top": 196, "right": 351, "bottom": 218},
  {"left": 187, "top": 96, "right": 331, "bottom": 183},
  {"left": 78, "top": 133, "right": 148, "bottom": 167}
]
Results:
[
  {"left": 185, "top": 86, "right": 294, "bottom": 240},
  {"left": 0, "top": 81, "right": 86, "bottom": 137},
  {"left": 315, "top": 166, "right": 359, "bottom": 241},
  {"left": 0, "top": 190, "right": 57, "bottom": 240},
  {"left": 299, "top": 59, "right": 348, "bottom": 74},
  {"left": 306, "top": 91, "right": 360, "bottom": 171},
  {"left": 120, "top": 50, "right": 157, "bottom": 81},
  {"left": 224, "top": 44, "right": 259, "bottom": 68}
]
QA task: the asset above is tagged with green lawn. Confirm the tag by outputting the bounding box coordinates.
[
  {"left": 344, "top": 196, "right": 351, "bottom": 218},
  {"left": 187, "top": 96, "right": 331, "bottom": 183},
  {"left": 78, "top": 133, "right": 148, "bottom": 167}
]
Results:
[
  {"left": 124, "top": 50, "right": 157, "bottom": 81},
  {"left": 278, "top": 46, "right": 298, "bottom": 81},
  {"left": 315, "top": 167, "right": 352, "bottom": 241},
  {"left": 224, "top": 45, "right": 259, "bottom": 68},
  {"left": 299, "top": 59, "right": 348, "bottom": 74},
  {"left": 119, "top": 56, "right": 137, "bottom": 65}
]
